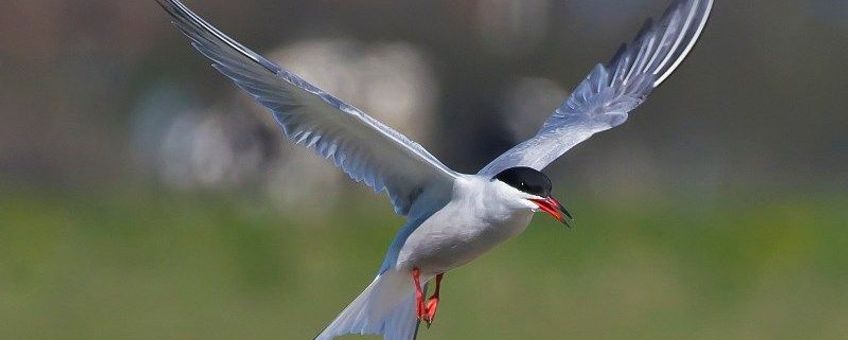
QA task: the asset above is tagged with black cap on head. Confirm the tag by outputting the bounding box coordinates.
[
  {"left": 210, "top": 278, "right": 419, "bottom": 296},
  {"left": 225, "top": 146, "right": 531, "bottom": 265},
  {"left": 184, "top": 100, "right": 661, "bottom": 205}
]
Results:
[{"left": 492, "top": 167, "right": 552, "bottom": 197}]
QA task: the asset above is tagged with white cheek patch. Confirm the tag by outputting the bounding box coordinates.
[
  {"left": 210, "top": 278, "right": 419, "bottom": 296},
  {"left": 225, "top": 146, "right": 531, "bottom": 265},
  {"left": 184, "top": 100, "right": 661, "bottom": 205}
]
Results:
[{"left": 522, "top": 198, "right": 541, "bottom": 211}]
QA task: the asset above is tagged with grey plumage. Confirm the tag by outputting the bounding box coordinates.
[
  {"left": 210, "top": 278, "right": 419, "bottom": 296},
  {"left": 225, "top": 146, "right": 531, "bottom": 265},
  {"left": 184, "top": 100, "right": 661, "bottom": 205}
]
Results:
[
  {"left": 478, "top": 0, "right": 714, "bottom": 176},
  {"left": 156, "top": 0, "right": 457, "bottom": 217},
  {"left": 155, "top": 0, "right": 714, "bottom": 339}
]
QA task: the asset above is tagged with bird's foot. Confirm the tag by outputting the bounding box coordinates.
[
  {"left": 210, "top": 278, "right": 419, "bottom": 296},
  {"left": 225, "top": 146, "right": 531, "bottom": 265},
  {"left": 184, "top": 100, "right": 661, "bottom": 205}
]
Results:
[
  {"left": 422, "top": 295, "right": 440, "bottom": 327},
  {"left": 422, "top": 273, "right": 443, "bottom": 327},
  {"left": 412, "top": 269, "right": 444, "bottom": 327}
]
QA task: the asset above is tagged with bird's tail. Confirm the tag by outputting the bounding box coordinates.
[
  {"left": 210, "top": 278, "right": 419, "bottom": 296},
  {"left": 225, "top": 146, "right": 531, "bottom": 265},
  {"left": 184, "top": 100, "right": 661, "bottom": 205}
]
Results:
[{"left": 315, "top": 270, "right": 420, "bottom": 340}]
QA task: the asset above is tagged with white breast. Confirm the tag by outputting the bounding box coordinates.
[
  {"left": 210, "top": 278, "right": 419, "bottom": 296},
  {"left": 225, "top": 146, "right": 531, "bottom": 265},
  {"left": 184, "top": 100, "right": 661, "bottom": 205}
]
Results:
[{"left": 394, "top": 176, "right": 534, "bottom": 276}]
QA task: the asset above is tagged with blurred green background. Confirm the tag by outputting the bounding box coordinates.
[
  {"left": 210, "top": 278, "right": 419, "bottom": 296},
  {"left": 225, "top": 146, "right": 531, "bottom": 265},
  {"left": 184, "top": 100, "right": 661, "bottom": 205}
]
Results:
[{"left": 1, "top": 0, "right": 846, "bottom": 339}]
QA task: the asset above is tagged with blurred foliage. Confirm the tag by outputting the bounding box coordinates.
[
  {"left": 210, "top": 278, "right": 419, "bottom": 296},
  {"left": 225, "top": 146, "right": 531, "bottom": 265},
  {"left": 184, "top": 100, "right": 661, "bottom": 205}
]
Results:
[
  {"left": 1, "top": 181, "right": 845, "bottom": 339},
  {"left": 1, "top": 0, "right": 846, "bottom": 185},
  {"left": 0, "top": 1, "right": 846, "bottom": 339}
]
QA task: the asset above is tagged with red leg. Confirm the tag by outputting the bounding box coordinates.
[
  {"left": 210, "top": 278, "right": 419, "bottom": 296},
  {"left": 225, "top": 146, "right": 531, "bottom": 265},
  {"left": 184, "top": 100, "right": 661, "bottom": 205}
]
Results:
[
  {"left": 411, "top": 268, "right": 426, "bottom": 320},
  {"left": 423, "top": 273, "right": 444, "bottom": 326}
]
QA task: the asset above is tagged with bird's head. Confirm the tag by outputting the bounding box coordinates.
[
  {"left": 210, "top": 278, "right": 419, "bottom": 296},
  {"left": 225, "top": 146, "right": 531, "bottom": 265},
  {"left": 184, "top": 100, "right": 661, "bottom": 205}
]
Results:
[{"left": 492, "top": 167, "right": 574, "bottom": 228}]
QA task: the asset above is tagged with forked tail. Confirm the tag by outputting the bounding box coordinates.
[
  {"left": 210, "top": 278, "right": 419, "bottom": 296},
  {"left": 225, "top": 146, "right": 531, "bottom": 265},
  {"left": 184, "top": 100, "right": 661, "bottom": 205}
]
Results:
[{"left": 315, "top": 270, "right": 420, "bottom": 340}]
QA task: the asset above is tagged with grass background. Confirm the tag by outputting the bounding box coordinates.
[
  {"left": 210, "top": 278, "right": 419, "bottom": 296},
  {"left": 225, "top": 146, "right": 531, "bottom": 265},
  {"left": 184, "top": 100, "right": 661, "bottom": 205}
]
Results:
[
  {"left": 1, "top": 1, "right": 846, "bottom": 338},
  {"left": 2, "top": 181, "right": 845, "bottom": 339}
]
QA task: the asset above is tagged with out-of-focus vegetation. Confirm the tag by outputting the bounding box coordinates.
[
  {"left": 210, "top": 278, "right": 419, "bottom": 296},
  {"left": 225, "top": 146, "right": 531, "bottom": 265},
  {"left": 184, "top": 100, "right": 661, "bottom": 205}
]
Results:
[
  {"left": 1, "top": 0, "right": 846, "bottom": 338},
  {"left": 1, "top": 181, "right": 845, "bottom": 339}
]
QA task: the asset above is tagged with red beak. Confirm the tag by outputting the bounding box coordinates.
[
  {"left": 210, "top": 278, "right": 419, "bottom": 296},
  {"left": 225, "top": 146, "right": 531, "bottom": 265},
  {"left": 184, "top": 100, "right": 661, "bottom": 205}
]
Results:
[{"left": 530, "top": 197, "right": 574, "bottom": 228}]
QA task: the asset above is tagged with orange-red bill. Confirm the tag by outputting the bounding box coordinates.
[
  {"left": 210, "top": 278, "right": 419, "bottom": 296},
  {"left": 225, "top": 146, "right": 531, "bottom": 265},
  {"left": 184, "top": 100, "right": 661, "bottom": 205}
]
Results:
[{"left": 530, "top": 197, "right": 574, "bottom": 228}]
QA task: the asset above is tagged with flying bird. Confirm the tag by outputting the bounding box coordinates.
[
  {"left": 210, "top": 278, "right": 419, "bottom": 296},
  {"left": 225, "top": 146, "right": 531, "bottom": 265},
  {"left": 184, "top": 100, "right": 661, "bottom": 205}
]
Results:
[{"left": 154, "top": 0, "right": 714, "bottom": 339}]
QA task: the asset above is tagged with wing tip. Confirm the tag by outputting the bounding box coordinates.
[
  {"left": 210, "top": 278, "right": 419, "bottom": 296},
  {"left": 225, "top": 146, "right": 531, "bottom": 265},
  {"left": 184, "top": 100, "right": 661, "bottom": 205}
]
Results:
[
  {"left": 652, "top": 0, "right": 715, "bottom": 86},
  {"left": 155, "top": 0, "right": 281, "bottom": 74}
]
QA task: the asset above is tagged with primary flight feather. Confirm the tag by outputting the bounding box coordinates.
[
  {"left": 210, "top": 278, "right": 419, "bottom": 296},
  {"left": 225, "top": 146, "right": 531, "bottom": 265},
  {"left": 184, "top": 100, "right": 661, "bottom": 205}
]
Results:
[
  {"left": 156, "top": 0, "right": 458, "bottom": 217},
  {"left": 479, "top": 0, "right": 713, "bottom": 176},
  {"left": 155, "top": 0, "right": 713, "bottom": 339}
]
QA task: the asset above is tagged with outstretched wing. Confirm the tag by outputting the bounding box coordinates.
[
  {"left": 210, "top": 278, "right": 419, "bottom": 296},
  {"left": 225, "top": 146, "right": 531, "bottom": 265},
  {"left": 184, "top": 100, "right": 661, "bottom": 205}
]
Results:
[
  {"left": 478, "top": 0, "right": 713, "bottom": 176},
  {"left": 156, "top": 0, "right": 458, "bottom": 215}
]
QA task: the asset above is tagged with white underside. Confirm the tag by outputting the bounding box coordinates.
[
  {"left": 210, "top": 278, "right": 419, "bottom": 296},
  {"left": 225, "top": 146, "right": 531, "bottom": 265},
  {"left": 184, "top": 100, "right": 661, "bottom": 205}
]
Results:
[
  {"left": 394, "top": 178, "right": 535, "bottom": 276},
  {"left": 318, "top": 175, "right": 538, "bottom": 339}
]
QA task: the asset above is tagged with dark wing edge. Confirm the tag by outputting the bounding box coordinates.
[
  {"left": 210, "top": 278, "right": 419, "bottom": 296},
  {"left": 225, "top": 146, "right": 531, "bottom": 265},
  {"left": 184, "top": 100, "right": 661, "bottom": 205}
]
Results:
[
  {"left": 478, "top": 0, "right": 714, "bottom": 176},
  {"left": 156, "top": 0, "right": 458, "bottom": 215}
]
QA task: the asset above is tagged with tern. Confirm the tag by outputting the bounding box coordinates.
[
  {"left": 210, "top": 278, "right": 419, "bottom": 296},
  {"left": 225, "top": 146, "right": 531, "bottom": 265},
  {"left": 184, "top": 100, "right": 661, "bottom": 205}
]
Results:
[{"left": 155, "top": 0, "right": 713, "bottom": 338}]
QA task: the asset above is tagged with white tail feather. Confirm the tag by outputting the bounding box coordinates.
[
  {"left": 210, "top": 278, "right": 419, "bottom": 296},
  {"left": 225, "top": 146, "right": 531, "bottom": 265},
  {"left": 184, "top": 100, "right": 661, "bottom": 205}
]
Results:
[{"left": 316, "top": 270, "right": 419, "bottom": 340}]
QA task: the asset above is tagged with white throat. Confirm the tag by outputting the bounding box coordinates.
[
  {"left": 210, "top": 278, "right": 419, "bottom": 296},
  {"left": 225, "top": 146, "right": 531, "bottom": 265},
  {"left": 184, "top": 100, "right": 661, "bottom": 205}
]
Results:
[{"left": 392, "top": 175, "right": 537, "bottom": 275}]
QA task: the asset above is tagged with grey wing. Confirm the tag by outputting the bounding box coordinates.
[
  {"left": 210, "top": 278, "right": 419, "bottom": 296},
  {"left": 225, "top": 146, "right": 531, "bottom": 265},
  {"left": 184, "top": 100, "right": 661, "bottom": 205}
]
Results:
[
  {"left": 478, "top": 0, "right": 713, "bottom": 176},
  {"left": 157, "top": 0, "right": 458, "bottom": 216}
]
